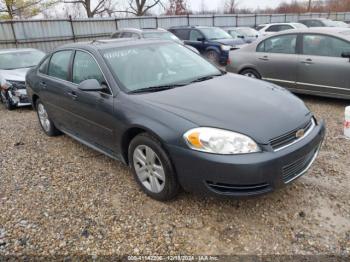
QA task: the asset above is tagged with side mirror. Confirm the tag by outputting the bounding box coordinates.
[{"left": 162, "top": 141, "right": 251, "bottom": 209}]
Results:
[
  {"left": 341, "top": 51, "right": 350, "bottom": 61},
  {"left": 197, "top": 37, "right": 205, "bottom": 42},
  {"left": 238, "top": 35, "right": 245, "bottom": 39},
  {"left": 78, "top": 79, "right": 104, "bottom": 92}
]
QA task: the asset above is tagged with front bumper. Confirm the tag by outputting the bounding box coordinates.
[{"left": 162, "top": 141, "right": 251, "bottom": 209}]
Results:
[
  {"left": 8, "top": 89, "right": 31, "bottom": 107},
  {"left": 167, "top": 120, "right": 325, "bottom": 197}
]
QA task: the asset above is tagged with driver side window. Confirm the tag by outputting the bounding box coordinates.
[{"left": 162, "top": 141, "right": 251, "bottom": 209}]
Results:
[
  {"left": 72, "top": 51, "right": 110, "bottom": 94},
  {"left": 189, "top": 30, "right": 203, "bottom": 41}
]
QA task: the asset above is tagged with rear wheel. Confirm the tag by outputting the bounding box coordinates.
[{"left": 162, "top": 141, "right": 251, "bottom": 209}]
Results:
[
  {"left": 128, "top": 133, "right": 180, "bottom": 201},
  {"left": 240, "top": 69, "right": 261, "bottom": 79},
  {"left": 205, "top": 50, "right": 220, "bottom": 65},
  {"left": 36, "top": 99, "right": 61, "bottom": 136}
]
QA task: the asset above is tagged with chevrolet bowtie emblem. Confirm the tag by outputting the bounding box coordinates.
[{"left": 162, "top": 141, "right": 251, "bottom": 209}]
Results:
[{"left": 296, "top": 129, "right": 305, "bottom": 138}]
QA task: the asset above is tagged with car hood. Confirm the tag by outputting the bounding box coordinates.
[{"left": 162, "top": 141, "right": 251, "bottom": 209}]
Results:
[
  {"left": 138, "top": 74, "right": 311, "bottom": 144},
  {"left": 0, "top": 68, "right": 29, "bottom": 82},
  {"left": 214, "top": 38, "right": 245, "bottom": 46}
]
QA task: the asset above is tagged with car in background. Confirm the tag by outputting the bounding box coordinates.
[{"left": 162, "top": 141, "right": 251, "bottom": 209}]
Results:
[
  {"left": 256, "top": 23, "right": 307, "bottom": 36},
  {"left": 169, "top": 26, "right": 245, "bottom": 65},
  {"left": 332, "top": 21, "right": 350, "bottom": 28},
  {"left": 226, "top": 28, "right": 350, "bottom": 99},
  {"left": 0, "top": 48, "right": 45, "bottom": 110},
  {"left": 26, "top": 39, "right": 325, "bottom": 201},
  {"left": 224, "top": 27, "right": 260, "bottom": 43},
  {"left": 111, "top": 28, "right": 199, "bottom": 54},
  {"left": 298, "top": 18, "right": 340, "bottom": 27}
]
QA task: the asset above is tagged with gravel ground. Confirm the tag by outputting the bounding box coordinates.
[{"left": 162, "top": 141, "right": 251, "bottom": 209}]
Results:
[{"left": 0, "top": 94, "right": 349, "bottom": 258}]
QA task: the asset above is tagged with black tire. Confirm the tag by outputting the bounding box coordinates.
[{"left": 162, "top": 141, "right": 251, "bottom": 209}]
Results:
[
  {"left": 36, "top": 99, "right": 61, "bottom": 136},
  {"left": 128, "top": 133, "right": 180, "bottom": 201},
  {"left": 1, "top": 91, "right": 15, "bottom": 110},
  {"left": 205, "top": 50, "right": 220, "bottom": 65},
  {"left": 240, "top": 69, "right": 261, "bottom": 79}
]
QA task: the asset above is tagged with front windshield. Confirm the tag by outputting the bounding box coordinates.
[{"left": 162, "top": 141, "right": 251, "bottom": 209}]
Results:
[
  {"left": 334, "top": 21, "right": 349, "bottom": 28},
  {"left": 200, "top": 27, "right": 232, "bottom": 40},
  {"left": 0, "top": 50, "right": 45, "bottom": 70},
  {"left": 102, "top": 43, "right": 221, "bottom": 93},
  {"left": 143, "top": 32, "right": 182, "bottom": 43}
]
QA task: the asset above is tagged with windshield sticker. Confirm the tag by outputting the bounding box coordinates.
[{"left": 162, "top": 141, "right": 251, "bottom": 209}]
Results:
[{"left": 103, "top": 49, "right": 138, "bottom": 59}]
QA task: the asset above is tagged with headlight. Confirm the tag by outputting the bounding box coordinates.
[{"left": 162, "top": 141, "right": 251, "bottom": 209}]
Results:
[
  {"left": 221, "top": 45, "right": 231, "bottom": 51},
  {"left": 1, "top": 80, "right": 12, "bottom": 89},
  {"left": 183, "top": 127, "right": 260, "bottom": 155}
]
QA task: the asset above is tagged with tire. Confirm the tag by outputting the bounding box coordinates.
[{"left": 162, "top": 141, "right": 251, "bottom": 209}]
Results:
[
  {"left": 205, "top": 50, "right": 220, "bottom": 65},
  {"left": 128, "top": 133, "right": 180, "bottom": 201},
  {"left": 1, "top": 91, "right": 15, "bottom": 110},
  {"left": 36, "top": 99, "right": 61, "bottom": 136},
  {"left": 240, "top": 69, "right": 261, "bottom": 79}
]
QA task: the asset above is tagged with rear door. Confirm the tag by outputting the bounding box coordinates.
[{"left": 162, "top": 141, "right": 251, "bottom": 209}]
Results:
[
  {"left": 297, "top": 34, "right": 350, "bottom": 96},
  {"left": 254, "top": 33, "right": 299, "bottom": 89},
  {"left": 38, "top": 50, "right": 75, "bottom": 130}
]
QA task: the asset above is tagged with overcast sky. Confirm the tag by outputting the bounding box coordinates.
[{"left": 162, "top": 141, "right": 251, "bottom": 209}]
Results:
[{"left": 187, "top": 0, "right": 287, "bottom": 12}]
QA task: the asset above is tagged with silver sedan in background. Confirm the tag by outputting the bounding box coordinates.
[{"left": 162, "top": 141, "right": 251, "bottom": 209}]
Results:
[{"left": 226, "top": 28, "right": 350, "bottom": 99}]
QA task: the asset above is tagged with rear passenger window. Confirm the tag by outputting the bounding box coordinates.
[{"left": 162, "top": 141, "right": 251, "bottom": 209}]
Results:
[
  {"left": 266, "top": 25, "right": 280, "bottom": 32},
  {"left": 172, "top": 29, "right": 189, "bottom": 40},
  {"left": 189, "top": 30, "right": 203, "bottom": 41},
  {"left": 48, "top": 51, "right": 72, "bottom": 80},
  {"left": 258, "top": 34, "right": 297, "bottom": 54}
]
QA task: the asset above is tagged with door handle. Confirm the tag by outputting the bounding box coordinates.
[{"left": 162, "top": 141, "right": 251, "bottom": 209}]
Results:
[
  {"left": 258, "top": 56, "right": 269, "bottom": 61},
  {"left": 301, "top": 58, "right": 314, "bottom": 65},
  {"left": 39, "top": 81, "right": 47, "bottom": 88},
  {"left": 67, "top": 91, "right": 78, "bottom": 100}
]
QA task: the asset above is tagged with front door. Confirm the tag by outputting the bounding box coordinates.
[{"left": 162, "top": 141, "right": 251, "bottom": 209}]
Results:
[
  {"left": 254, "top": 33, "right": 299, "bottom": 89},
  {"left": 69, "top": 50, "right": 116, "bottom": 153},
  {"left": 297, "top": 33, "right": 350, "bottom": 96}
]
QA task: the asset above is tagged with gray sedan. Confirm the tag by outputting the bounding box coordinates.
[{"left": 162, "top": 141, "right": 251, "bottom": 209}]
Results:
[{"left": 226, "top": 28, "right": 350, "bottom": 99}]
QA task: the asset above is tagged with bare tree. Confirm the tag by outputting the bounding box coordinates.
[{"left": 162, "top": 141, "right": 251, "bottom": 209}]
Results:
[
  {"left": 165, "top": 0, "right": 187, "bottom": 15},
  {"left": 62, "top": 0, "right": 109, "bottom": 17},
  {"left": 111, "top": 0, "right": 163, "bottom": 16},
  {"left": 224, "top": 0, "right": 238, "bottom": 14},
  {"left": 307, "top": 0, "right": 312, "bottom": 12}
]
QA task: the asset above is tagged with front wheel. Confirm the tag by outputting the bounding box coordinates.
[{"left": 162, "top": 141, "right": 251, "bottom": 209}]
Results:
[
  {"left": 36, "top": 99, "right": 61, "bottom": 136},
  {"left": 128, "top": 133, "right": 180, "bottom": 201}
]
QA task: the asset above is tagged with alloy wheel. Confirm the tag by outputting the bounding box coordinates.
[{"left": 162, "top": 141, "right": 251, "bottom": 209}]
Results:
[
  {"left": 37, "top": 103, "right": 51, "bottom": 132},
  {"left": 244, "top": 72, "right": 257, "bottom": 78},
  {"left": 133, "top": 145, "right": 165, "bottom": 193}
]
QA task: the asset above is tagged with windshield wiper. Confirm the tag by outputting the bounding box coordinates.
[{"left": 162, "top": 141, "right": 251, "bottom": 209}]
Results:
[
  {"left": 189, "top": 72, "right": 226, "bottom": 84},
  {"left": 128, "top": 84, "right": 186, "bottom": 94}
]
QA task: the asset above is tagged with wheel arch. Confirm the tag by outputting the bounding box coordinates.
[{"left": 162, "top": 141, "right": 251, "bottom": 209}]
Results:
[{"left": 120, "top": 125, "right": 169, "bottom": 165}]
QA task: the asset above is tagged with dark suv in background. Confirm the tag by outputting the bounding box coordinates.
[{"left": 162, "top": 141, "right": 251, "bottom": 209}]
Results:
[{"left": 169, "top": 26, "right": 244, "bottom": 65}]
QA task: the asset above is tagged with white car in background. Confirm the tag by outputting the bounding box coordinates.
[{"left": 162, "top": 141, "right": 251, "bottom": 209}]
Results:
[
  {"left": 0, "top": 48, "right": 45, "bottom": 110},
  {"left": 256, "top": 22, "right": 307, "bottom": 36}
]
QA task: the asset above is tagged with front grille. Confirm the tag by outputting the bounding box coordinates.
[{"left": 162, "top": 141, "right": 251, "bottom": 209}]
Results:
[
  {"left": 206, "top": 181, "right": 271, "bottom": 195},
  {"left": 282, "top": 148, "right": 318, "bottom": 184},
  {"left": 270, "top": 118, "right": 314, "bottom": 151}
]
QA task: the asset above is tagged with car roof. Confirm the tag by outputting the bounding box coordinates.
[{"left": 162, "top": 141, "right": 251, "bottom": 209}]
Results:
[
  {"left": 0, "top": 48, "right": 40, "bottom": 54},
  {"left": 259, "top": 27, "right": 350, "bottom": 40},
  {"left": 169, "top": 25, "right": 215, "bottom": 29},
  {"left": 258, "top": 22, "right": 302, "bottom": 26},
  {"left": 299, "top": 18, "right": 328, "bottom": 21},
  {"left": 58, "top": 38, "right": 173, "bottom": 52},
  {"left": 114, "top": 28, "right": 167, "bottom": 33}
]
